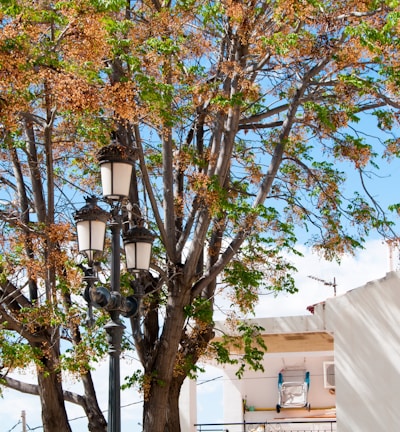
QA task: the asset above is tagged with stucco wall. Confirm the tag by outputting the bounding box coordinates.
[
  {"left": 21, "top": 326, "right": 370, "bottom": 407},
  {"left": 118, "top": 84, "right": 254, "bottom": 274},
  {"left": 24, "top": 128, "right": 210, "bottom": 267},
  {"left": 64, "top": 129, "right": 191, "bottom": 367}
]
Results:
[
  {"left": 180, "top": 378, "right": 197, "bottom": 432},
  {"left": 222, "top": 352, "right": 336, "bottom": 425},
  {"left": 325, "top": 271, "right": 400, "bottom": 432}
]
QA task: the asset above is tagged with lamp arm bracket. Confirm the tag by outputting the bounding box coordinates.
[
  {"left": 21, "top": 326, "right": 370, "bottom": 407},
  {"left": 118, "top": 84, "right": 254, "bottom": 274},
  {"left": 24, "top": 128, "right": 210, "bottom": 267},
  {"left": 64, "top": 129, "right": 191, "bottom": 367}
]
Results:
[{"left": 88, "top": 287, "right": 139, "bottom": 318}]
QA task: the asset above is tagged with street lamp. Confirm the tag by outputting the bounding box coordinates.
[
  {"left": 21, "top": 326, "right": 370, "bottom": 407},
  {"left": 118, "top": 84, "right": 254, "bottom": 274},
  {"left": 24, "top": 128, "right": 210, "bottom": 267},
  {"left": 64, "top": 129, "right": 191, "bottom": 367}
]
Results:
[{"left": 74, "top": 141, "right": 154, "bottom": 432}]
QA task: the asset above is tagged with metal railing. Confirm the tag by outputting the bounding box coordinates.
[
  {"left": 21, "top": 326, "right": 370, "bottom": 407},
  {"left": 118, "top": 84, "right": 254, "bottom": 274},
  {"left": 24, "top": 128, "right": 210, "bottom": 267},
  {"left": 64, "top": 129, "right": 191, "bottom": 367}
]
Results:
[{"left": 195, "top": 420, "right": 336, "bottom": 432}]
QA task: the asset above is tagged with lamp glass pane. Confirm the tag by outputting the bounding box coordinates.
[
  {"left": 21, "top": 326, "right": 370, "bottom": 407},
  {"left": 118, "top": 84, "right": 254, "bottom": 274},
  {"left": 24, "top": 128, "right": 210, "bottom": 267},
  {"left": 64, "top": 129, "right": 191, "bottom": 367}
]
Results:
[
  {"left": 76, "top": 220, "right": 91, "bottom": 252},
  {"left": 76, "top": 220, "right": 106, "bottom": 252},
  {"left": 136, "top": 242, "right": 152, "bottom": 270},
  {"left": 89, "top": 220, "right": 107, "bottom": 251},
  {"left": 125, "top": 242, "right": 152, "bottom": 271},
  {"left": 100, "top": 162, "right": 133, "bottom": 199}
]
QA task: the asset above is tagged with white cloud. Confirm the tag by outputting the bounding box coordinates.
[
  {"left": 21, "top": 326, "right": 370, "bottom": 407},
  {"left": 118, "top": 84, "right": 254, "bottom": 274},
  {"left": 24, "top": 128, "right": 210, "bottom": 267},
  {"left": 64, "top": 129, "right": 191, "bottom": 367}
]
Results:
[
  {"left": 213, "top": 239, "right": 393, "bottom": 320},
  {"left": 255, "top": 239, "right": 391, "bottom": 318}
]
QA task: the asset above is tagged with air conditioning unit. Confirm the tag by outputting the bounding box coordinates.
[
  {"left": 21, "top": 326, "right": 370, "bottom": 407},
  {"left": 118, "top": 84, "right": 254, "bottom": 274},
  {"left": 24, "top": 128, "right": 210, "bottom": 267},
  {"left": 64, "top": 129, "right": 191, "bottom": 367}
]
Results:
[{"left": 323, "top": 361, "right": 335, "bottom": 389}]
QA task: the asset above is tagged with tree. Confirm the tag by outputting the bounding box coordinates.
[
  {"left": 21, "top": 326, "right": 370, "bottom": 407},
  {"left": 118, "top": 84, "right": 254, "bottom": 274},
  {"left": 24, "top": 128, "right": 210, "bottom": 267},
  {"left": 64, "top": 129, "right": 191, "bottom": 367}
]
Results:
[
  {"left": 0, "top": 1, "right": 110, "bottom": 431},
  {"left": 1, "top": 1, "right": 400, "bottom": 432}
]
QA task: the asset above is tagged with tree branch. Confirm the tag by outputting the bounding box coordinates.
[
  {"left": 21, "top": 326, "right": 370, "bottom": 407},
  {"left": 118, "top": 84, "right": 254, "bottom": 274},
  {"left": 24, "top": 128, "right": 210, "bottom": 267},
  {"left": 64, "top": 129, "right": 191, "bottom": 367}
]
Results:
[
  {"left": 133, "top": 125, "right": 169, "bottom": 252},
  {"left": 1, "top": 374, "right": 86, "bottom": 407}
]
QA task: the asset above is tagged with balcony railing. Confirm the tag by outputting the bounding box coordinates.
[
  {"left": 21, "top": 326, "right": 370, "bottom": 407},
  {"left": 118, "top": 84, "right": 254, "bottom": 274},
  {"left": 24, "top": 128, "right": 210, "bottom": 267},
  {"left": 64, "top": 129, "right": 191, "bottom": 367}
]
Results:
[{"left": 194, "top": 420, "right": 336, "bottom": 432}]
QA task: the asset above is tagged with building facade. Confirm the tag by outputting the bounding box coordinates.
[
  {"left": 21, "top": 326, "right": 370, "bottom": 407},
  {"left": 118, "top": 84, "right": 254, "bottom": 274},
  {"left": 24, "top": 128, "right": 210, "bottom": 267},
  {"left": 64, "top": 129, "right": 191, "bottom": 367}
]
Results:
[{"left": 181, "top": 271, "right": 400, "bottom": 432}]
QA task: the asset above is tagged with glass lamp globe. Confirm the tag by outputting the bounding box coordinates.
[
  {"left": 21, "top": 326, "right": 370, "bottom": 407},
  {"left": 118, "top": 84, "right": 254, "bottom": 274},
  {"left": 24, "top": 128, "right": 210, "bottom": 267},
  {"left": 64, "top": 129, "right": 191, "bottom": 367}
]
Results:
[
  {"left": 97, "top": 142, "right": 137, "bottom": 201},
  {"left": 74, "top": 196, "right": 108, "bottom": 264},
  {"left": 123, "top": 224, "right": 155, "bottom": 272}
]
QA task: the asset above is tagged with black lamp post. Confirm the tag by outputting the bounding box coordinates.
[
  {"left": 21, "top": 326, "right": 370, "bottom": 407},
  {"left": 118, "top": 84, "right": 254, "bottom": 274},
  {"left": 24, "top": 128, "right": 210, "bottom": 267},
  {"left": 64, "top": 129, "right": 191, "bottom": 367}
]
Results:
[{"left": 74, "top": 141, "right": 154, "bottom": 432}]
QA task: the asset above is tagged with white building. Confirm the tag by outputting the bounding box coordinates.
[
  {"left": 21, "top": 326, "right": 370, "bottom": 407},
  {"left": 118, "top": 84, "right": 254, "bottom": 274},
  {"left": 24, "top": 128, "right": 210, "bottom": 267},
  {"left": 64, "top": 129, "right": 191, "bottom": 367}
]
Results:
[{"left": 181, "top": 271, "right": 400, "bottom": 432}]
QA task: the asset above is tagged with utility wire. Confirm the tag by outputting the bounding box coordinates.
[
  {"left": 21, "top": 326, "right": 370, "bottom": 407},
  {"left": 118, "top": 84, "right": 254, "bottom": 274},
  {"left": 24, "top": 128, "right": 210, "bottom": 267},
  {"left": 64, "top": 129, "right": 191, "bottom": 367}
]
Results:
[
  {"left": 8, "top": 399, "right": 146, "bottom": 432},
  {"left": 7, "top": 421, "right": 21, "bottom": 432},
  {"left": 197, "top": 375, "right": 223, "bottom": 385}
]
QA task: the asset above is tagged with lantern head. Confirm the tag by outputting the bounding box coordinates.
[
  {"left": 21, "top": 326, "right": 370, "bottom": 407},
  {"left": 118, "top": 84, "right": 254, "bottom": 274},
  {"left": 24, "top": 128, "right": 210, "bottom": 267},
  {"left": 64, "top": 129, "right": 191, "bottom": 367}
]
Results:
[
  {"left": 97, "top": 142, "right": 137, "bottom": 201},
  {"left": 123, "top": 223, "right": 155, "bottom": 272},
  {"left": 74, "top": 196, "right": 108, "bottom": 265}
]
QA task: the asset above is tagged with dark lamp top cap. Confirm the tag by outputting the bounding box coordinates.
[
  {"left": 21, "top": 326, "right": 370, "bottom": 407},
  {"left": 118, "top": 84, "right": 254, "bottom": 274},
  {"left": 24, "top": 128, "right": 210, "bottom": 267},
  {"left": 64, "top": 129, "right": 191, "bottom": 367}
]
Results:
[
  {"left": 97, "top": 142, "right": 137, "bottom": 165},
  {"left": 123, "top": 225, "right": 155, "bottom": 244},
  {"left": 74, "top": 196, "right": 109, "bottom": 223}
]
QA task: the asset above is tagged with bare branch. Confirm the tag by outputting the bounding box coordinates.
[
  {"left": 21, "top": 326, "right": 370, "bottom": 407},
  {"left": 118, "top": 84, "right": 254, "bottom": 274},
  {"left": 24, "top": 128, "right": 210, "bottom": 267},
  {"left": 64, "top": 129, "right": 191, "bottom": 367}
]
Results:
[{"left": 1, "top": 374, "right": 86, "bottom": 407}]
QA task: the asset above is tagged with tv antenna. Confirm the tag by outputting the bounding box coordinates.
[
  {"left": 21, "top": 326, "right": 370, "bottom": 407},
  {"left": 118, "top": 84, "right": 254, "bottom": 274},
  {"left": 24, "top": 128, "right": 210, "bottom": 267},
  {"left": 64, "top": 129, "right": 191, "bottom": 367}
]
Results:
[{"left": 308, "top": 275, "right": 337, "bottom": 297}]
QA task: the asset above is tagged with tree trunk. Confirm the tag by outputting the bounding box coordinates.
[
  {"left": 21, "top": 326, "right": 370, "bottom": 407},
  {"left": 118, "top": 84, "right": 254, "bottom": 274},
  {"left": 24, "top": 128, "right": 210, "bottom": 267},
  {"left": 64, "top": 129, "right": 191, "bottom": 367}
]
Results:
[
  {"left": 142, "top": 377, "right": 184, "bottom": 432},
  {"left": 81, "top": 373, "right": 108, "bottom": 432},
  {"left": 37, "top": 368, "right": 72, "bottom": 432},
  {"left": 143, "top": 385, "right": 169, "bottom": 432},
  {"left": 165, "top": 374, "right": 185, "bottom": 432},
  {"left": 142, "top": 282, "right": 191, "bottom": 432},
  {"left": 164, "top": 320, "right": 215, "bottom": 432}
]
